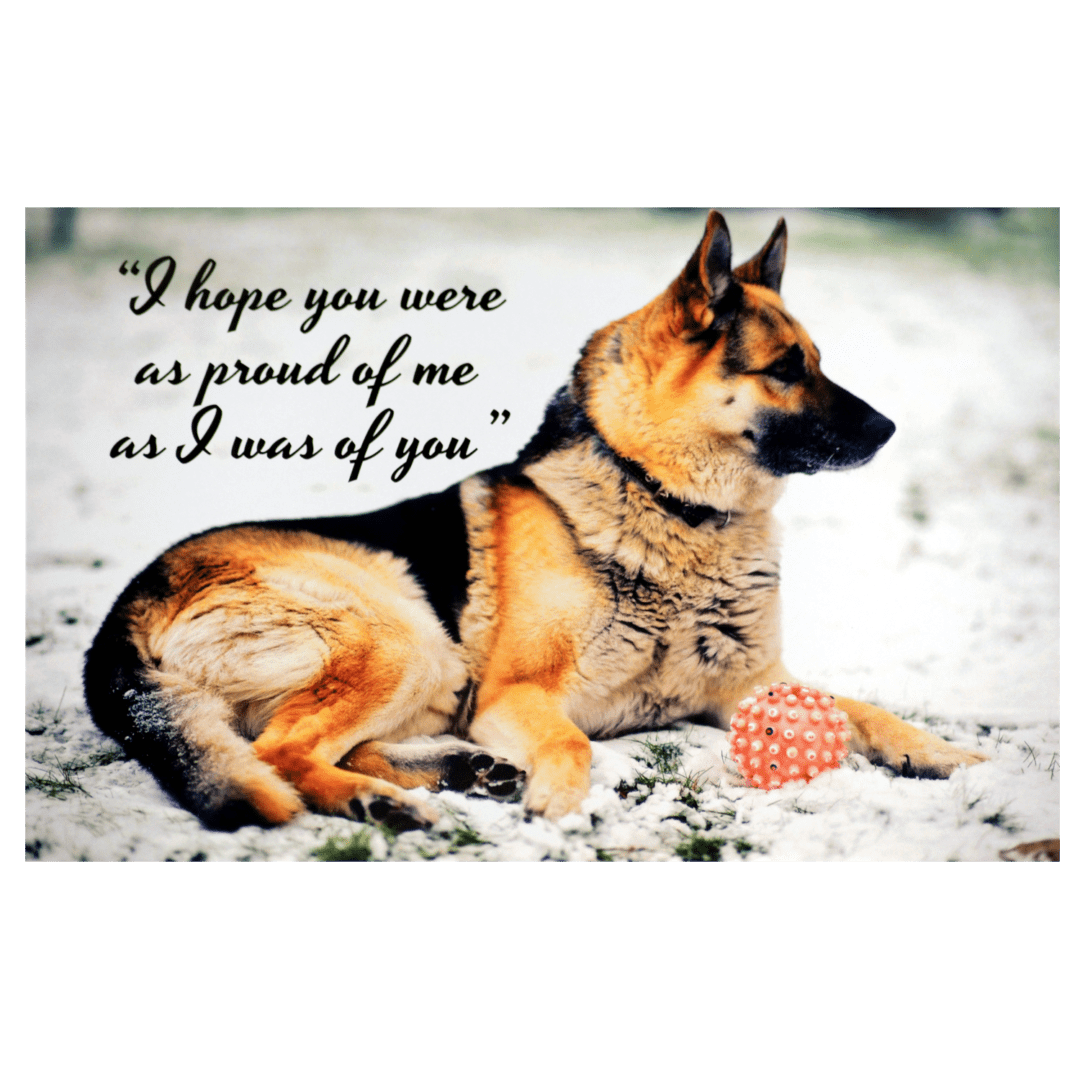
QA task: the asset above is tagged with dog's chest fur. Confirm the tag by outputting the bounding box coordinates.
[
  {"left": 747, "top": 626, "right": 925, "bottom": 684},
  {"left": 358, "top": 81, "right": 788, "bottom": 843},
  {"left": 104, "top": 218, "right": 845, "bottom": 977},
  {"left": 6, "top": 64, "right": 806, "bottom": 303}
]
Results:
[
  {"left": 568, "top": 516, "right": 783, "bottom": 737},
  {"left": 459, "top": 449, "right": 783, "bottom": 739}
]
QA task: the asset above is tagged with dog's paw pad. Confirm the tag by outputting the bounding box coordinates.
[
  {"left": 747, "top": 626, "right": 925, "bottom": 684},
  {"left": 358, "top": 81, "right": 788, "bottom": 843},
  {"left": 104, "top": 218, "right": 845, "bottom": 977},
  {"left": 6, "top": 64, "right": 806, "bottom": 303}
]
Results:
[
  {"left": 349, "top": 795, "right": 432, "bottom": 832},
  {"left": 441, "top": 754, "right": 480, "bottom": 792},
  {"left": 440, "top": 752, "right": 525, "bottom": 801}
]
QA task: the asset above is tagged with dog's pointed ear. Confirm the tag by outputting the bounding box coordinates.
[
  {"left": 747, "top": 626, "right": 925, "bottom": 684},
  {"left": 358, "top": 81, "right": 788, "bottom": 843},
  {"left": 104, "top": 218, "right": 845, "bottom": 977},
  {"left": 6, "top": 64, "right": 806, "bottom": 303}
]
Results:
[
  {"left": 734, "top": 217, "right": 787, "bottom": 292},
  {"left": 669, "top": 210, "right": 738, "bottom": 332},
  {"left": 697, "top": 209, "right": 734, "bottom": 301},
  {"left": 689, "top": 209, "right": 734, "bottom": 303}
]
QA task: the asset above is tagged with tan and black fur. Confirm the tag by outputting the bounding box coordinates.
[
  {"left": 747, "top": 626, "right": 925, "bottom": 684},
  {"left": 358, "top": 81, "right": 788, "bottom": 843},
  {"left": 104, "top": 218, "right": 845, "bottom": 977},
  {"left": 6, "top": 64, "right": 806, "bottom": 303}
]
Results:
[{"left": 84, "top": 211, "right": 987, "bottom": 830}]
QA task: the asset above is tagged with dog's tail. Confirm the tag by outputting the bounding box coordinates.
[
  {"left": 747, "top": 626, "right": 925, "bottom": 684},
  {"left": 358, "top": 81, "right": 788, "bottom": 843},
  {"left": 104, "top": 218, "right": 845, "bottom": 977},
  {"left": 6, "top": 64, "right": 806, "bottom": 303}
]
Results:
[{"left": 83, "top": 587, "right": 302, "bottom": 830}]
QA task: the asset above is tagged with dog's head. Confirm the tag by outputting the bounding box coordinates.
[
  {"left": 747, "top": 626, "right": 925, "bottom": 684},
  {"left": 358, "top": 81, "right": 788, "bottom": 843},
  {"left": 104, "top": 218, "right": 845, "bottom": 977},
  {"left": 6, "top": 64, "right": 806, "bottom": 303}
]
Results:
[{"left": 577, "top": 211, "right": 895, "bottom": 509}]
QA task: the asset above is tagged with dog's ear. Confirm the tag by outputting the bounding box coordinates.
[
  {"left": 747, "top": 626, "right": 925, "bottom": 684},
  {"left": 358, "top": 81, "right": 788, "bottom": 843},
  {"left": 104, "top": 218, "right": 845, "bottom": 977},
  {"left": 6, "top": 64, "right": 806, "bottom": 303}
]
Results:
[
  {"left": 696, "top": 209, "right": 734, "bottom": 302},
  {"left": 734, "top": 217, "right": 787, "bottom": 292},
  {"left": 670, "top": 210, "right": 738, "bottom": 332}
]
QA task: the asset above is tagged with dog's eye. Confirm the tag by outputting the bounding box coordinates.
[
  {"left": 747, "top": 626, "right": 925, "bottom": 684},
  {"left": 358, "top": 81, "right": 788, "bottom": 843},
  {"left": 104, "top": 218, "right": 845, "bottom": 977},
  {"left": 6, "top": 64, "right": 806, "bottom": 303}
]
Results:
[{"left": 761, "top": 344, "right": 806, "bottom": 385}]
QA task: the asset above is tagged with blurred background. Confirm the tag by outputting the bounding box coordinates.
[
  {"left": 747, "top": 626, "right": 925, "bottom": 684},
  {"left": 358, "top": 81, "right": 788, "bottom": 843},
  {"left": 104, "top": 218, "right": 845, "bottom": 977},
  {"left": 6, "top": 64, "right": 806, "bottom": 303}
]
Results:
[{"left": 25, "top": 207, "right": 1058, "bottom": 731}]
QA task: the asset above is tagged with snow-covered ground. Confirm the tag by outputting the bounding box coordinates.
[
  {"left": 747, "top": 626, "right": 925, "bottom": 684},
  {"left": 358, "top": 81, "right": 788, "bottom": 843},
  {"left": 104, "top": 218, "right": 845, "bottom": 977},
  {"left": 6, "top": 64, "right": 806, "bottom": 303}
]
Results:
[{"left": 25, "top": 208, "right": 1059, "bottom": 861}]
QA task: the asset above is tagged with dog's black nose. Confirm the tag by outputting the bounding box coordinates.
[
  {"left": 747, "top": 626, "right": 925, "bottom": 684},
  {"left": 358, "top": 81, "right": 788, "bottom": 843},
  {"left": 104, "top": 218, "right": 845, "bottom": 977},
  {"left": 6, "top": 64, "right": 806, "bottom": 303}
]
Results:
[{"left": 864, "top": 410, "right": 896, "bottom": 449}]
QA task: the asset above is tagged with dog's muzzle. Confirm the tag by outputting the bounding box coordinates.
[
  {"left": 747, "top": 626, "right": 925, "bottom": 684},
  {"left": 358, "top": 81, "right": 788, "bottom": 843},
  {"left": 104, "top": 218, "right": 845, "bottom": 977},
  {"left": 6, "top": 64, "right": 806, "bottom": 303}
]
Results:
[{"left": 753, "top": 386, "right": 896, "bottom": 476}]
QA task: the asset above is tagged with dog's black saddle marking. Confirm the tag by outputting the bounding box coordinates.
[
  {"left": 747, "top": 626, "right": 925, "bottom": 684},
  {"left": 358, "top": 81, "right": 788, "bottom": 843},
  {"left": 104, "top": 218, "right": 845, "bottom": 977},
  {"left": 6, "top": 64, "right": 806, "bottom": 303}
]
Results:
[{"left": 254, "top": 484, "right": 471, "bottom": 642}]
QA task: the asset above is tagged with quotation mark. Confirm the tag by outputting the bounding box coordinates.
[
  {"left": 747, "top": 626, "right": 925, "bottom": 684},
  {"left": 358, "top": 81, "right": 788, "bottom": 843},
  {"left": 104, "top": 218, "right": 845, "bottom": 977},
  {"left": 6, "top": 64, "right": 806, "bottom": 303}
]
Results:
[
  {"left": 119, "top": 260, "right": 140, "bottom": 275},
  {"left": 490, "top": 410, "right": 510, "bottom": 424}
]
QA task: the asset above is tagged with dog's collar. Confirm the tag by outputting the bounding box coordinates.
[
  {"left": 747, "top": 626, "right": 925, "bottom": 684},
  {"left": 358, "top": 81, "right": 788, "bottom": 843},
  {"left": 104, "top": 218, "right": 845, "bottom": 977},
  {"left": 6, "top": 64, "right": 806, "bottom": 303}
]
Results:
[
  {"left": 608, "top": 449, "right": 732, "bottom": 529},
  {"left": 518, "top": 388, "right": 733, "bottom": 529}
]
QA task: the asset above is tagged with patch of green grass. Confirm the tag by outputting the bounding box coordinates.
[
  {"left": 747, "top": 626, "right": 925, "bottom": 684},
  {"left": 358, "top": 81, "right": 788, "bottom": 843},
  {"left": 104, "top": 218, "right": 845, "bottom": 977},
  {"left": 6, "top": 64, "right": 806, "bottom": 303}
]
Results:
[
  {"left": 633, "top": 738, "right": 684, "bottom": 775},
  {"left": 25, "top": 751, "right": 101, "bottom": 799},
  {"left": 1019, "top": 742, "right": 1041, "bottom": 768},
  {"left": 675, "top": 834, "right": 726, "bottom": 861},
  {"left": 624, "top": 737, "right": 754, "bottom": 860},
  {"left": 87, "top": 747, "right": 127, "bottom": 766},
  {"left": 981, "top": 808, "right": 1021, "bottom": 834},
  {"left": 628, "top": 735, "right": 706, "bottom": 808},
  {"left": 25, "top": 744, "right": 128, "bottom": 799},
  {"left": 1015, "top": 743, "right": 1058, "bottom": 777},
  {"left": 595, "top": 849, "right": 615, "bottom": 862},
  {"left": 448, "top": 823, "right": 488, "bottom": 852},
  {"left": 357, "top": 812, "right": 489, "bottom": 861},
  {"left": 311, "top": 830, "right": 374, "bottom": 861}
]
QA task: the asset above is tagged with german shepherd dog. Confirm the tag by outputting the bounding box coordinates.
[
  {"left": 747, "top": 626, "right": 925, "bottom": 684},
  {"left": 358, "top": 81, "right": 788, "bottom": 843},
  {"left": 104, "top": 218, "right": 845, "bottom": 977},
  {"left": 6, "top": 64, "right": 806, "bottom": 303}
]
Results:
[{"left": 84, "top": 211, "right": 987, "bottom": 831}]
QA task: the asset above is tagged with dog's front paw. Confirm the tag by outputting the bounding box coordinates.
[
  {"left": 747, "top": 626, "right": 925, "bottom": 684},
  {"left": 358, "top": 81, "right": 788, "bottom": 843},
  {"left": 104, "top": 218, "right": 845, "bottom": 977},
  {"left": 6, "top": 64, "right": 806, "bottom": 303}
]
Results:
[
  {"left": 440, "top": 751, "right": 526, "bottom": 800},
  {"left": 522, "top": 760, "right": 590, "bottom": 821},
  {"left": 835, "top": 696, "right": 989, "bottom": 779},
  {"left": 523, "top": 780, "right": 587, "bottom": 822},
  {"left": 893, "top": 743, "right": 989, "bottom": 779}
]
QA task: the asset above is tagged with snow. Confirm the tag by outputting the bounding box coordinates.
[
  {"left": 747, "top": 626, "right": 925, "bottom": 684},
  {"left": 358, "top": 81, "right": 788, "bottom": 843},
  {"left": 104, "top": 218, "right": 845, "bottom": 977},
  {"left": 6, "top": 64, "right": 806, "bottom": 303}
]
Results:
[{"left": 24, "top": 208, "right": 1059, "bottom": 861}]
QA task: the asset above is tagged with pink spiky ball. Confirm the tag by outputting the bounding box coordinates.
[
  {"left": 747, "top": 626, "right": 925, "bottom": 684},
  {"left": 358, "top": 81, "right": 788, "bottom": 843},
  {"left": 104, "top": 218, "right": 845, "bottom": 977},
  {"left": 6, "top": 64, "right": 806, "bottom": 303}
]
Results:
[{"left": 729, "top": 683, "right": 850, "bottom": 789}]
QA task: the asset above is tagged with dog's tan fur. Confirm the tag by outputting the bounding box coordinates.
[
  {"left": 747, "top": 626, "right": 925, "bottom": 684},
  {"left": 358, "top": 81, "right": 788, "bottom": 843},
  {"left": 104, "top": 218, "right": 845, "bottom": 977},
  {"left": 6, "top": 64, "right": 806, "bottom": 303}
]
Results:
[{"left": 84, "top": 211, "right": 987, "bottom": 829}]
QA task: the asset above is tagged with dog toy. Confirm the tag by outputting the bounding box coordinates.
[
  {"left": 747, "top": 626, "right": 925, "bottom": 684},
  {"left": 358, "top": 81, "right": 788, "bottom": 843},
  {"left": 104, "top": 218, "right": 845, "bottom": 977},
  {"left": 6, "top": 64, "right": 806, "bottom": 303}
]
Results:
[{"left": 729, "top": 683, "right": 850, "bottom": 789}]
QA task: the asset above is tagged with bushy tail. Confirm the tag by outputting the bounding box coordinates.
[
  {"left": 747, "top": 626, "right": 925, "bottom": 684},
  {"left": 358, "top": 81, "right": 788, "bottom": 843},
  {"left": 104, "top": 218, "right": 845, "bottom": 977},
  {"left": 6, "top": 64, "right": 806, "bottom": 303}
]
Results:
[{"left": 83, "top": 606, "right": 301, "bottom": 830}]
